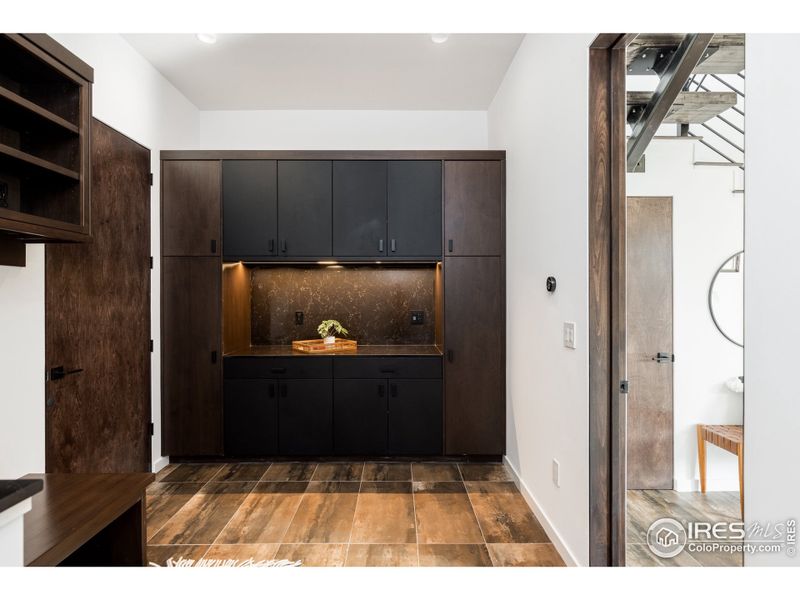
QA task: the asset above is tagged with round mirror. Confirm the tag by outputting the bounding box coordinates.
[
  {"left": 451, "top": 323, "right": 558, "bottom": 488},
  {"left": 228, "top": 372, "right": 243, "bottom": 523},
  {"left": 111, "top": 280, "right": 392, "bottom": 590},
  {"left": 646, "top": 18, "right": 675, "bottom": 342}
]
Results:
[{"left": 709, "top": 251, "right": 744, "bottom": 347}]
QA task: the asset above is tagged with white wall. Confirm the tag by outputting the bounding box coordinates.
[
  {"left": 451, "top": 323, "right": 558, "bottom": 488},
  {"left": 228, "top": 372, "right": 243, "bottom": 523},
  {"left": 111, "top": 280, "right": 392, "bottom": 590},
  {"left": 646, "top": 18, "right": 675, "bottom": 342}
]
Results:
[
  {"left": 744, "top": 34, "right": 800, "bottom": 566},
  {"left": 488, "top": 33, "right": 593, "bottom": 566},
  {"left": 0, "top": 34, "right": 201, "bottom": 478},
  {"left": 627, "top": 139, "right": 744, "bottom": 492},
  {"left": 197, "top": 110, "right": 487, "bottom": 149}
]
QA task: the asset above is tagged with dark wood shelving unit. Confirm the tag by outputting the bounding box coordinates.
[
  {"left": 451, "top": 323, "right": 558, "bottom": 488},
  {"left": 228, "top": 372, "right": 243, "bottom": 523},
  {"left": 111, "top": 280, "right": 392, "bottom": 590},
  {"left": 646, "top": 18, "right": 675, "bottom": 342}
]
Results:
[{"left": 0, "top": 34, "right": 93, "bottom": 264}]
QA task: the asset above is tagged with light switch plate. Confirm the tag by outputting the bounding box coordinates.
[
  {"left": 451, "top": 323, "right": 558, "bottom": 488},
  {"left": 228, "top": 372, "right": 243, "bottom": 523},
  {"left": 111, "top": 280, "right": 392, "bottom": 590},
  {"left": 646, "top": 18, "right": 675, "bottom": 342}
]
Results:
[
  {"left": 552, "top": 459, "right": 560, "bottom": 487},
  {"left": 563, "top": 322, "right": 576, "bottom": 349}
]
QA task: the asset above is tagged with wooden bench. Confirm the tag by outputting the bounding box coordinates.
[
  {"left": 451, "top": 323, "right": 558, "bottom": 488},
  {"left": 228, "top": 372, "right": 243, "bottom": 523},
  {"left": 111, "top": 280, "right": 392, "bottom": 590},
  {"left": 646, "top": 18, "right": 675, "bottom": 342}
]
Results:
[
  {"left": 22, "top": 472, "right": 153, "bottom": 566},
  {"left": 696, "top": 424, "right": 743, "bottom": 518}
]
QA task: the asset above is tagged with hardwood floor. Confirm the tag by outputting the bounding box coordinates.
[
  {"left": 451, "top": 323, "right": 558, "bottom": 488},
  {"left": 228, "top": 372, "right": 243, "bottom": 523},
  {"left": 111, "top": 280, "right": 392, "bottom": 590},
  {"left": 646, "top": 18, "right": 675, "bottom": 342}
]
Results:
[
  {"left": 626, "top": 489, "right": 743, "bottom": 567},
  {"left": 147, "top": 461, "right": 565, "bottom": 567}
]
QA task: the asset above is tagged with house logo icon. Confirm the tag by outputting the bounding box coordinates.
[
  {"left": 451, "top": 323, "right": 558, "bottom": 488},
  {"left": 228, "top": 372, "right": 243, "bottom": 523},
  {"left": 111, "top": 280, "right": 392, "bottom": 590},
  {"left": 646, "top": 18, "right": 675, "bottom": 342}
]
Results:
[{"left": 647, "top": 518, "right": 688, "bottom": 558}]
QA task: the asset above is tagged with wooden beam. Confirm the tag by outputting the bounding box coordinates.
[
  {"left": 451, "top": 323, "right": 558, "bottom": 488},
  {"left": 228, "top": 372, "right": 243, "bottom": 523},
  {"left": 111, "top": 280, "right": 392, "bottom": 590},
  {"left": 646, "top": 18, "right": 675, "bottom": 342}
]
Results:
[
  {"left": 627, "top": 34, "right": 714, "bottom": 171},
  {"left": 627, "top": 91, "right": 737, "bottom": 124}
]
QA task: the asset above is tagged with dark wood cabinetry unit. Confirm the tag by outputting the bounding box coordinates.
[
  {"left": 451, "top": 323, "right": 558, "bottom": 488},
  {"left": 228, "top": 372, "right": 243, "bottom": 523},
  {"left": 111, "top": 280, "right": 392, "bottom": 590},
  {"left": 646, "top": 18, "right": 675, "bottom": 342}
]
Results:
[
  {"left": 222, "top": 160, "right": 277, "bottom": 258},
  {"left": 162, "top": 257, "right": 222, "bottom": 456},
  {"left": 224, "top": 379, "right": 278, "bottom": 456},
  {"left": 161, "top": 150, "right": 504, "bottom": 459},
  {"left": 444, "top": 256, "right": 504, "bottom": 455},
  {"left": 278, "top": 379, "right": 333, "bottom": 455},
  {"left": 332, "top": 160, "right": 387, "bottom": 257},
  {"left": 162, "top": 160, "right": 221, "bottom": 256},
  {"left": 0, "top": 34, "right": 93, "bottom": 255},
  {"left": 388, "top": 161, "right": 442, "bottom": 257},
  {"left": 277, "top": 160, "right": 332, "bottom": 256},
  {"left": 444, "top": 161, "right": 503, "bottom": 256}
]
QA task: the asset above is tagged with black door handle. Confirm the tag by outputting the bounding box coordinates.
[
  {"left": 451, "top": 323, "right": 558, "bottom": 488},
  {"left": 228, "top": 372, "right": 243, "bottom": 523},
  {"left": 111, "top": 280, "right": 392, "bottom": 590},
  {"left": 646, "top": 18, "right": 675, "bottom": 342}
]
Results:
[
  {"left": 390, "top": 383, "right": 398, "bottom": 398},
  {"left": 47, "top": 366, "right": 83, "bottom": 381},
  {"left": 281, "top": 240, "right": 287, "bottom": 253},
  {"left": 390, "top": 239, "right": 396, "bottom": 253},
  {"left": 653, "top": 352, "right": 674, "bottom": 363},
  {"left": 448, "top": 239, "right": 454, "bottom": 253},
  {"left": 280, "top": 384, "right": 288, "bottom": 398},
  {"left": 378, "top": 384, "right": 385, "bottom": 397},
  {"left": 211, "top": 239, "right": 217, "bottom": 254},
  {"left": 379, "top": 239, "right": 384, "bottom": 252},
  {"left": 379, "top": 368, "right": 396, "bottom": 374},
  {"left": 447, "top": 349, "right": 454, "bottom": 362},
  {"left": 270, "top": 368, "right": 287, "bottom": 374},
  {"left": 268, "top": 383, "right": 276, "bottom": 398},
  {"left": 269, "top": 239, "right": 275, "bottom": 253}
]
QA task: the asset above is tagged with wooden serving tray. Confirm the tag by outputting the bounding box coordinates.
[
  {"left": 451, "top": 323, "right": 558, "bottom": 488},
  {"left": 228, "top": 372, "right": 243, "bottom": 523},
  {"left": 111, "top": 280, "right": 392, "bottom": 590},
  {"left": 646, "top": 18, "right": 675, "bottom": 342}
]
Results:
[{"left": 292, "top": 338, "right": 358, "bottom": 353}]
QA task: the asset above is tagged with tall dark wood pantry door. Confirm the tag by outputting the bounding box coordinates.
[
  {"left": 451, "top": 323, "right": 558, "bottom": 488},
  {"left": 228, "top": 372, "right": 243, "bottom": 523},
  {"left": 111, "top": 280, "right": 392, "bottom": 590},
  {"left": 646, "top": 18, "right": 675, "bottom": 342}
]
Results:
[{"left": 45, "top": 119, "right": 151, "bottom": 473}]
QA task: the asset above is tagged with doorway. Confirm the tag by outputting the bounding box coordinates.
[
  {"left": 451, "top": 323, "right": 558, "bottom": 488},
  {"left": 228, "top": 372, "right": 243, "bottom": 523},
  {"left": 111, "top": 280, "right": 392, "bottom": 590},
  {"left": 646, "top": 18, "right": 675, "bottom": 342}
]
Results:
[{"left": 45, "top": 119, "right": 152, "bottom": 473}]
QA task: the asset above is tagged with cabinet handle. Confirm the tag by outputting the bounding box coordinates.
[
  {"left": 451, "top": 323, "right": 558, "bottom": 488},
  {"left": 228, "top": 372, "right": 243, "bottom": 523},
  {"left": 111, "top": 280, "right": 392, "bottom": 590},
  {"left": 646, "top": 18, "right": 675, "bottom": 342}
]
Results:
[
  {"left": 211, "top": 350, "right": 218, "bottom": 364},
  {"left": 379, "top": 239, "right": 384, "bottom": 252},
  {"left": 379, "top": 368, "right": 396, "bottom": 374},
  {"left": 211, "top": 239, "right": 217, "bottom": 254},
  {"left": 390, "top": 383, "right": 398, "bottom": 398},
  {"left": 390, "top": 239, "right": 396, "bottom": 253},
  {"left": 281, "top": 240, "right": 287, "bottom": 253},
  {"left": 448, "top": 239, "right": 454, "bottom": 253},
  {"left": 270, "top": 367, "right": 287, "bottom": 374},
  {"left": 447, "top": 349, "right": 454, "bottom": 363},
  {"left": 280, "top": 384, "right": 288, "bottom": 398},
  {"left": 269, "top": 239, "right": 275, "bottom": 253},
  {"left": 378, "top": 384, "right": 385, "bottom": 397},
  {"left": 268, "top": 383, "right": 276, "bottom": 398}
]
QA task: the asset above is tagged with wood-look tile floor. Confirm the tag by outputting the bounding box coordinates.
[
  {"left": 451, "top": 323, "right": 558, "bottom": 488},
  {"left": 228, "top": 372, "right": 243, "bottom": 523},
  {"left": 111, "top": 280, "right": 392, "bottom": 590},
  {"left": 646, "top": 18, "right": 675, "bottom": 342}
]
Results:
[
  {"left": 626, "top": 489, "right": 743, "bottom": 567},
  {"left": 147, "top": 462, "right": 564, "bottom": 567}
]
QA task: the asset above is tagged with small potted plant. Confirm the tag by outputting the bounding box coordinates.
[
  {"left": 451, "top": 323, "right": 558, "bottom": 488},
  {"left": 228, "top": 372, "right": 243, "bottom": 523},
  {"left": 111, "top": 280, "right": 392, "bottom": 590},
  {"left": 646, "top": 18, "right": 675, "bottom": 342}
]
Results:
[{"left": 317, "top": 319, "right": 349, "bottom": 345}]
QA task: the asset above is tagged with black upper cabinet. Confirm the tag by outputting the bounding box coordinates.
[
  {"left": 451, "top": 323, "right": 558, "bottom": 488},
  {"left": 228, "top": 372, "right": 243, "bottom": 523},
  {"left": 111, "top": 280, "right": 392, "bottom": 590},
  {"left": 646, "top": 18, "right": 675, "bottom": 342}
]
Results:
[
  {"left": 222, "top": 160, "right": 277, "bottom": 259},
  {"left": 332, "top": 161, "right": 387, "bottom": 257},
  {"left": 388, "top": 161, "right": 442, "bottom": 257},
  {"left": 277, "top": 161, "right": 332, "bottom": 257}
]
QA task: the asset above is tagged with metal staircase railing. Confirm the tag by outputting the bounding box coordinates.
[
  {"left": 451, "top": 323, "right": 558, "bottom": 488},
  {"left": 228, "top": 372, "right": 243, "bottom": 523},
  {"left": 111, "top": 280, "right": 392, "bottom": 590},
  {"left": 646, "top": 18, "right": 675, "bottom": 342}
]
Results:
[{"left": 685, "top": 72, "right": 745, "bottom": 170}]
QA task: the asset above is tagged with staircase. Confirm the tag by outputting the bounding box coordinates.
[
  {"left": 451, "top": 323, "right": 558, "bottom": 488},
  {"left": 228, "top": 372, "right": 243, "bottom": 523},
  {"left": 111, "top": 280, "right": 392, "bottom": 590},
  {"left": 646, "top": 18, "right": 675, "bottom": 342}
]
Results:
[{"left": 625, "top": 34, "right": 745, "bottom": 173}]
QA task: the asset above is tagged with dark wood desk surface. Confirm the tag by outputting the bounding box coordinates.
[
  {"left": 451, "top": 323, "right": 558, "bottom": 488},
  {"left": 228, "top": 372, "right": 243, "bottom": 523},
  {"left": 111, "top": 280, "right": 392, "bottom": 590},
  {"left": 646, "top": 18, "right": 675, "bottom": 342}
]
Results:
[{"left": 22, "top": 472, "right": 153, "bottom": 566}]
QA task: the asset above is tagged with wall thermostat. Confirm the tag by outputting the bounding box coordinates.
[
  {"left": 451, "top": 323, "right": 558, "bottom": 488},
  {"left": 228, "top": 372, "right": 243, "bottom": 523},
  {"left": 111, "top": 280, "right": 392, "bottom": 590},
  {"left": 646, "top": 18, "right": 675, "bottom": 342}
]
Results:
[{"left": 546, "top": 276, "right": 557, "bottom": 293}]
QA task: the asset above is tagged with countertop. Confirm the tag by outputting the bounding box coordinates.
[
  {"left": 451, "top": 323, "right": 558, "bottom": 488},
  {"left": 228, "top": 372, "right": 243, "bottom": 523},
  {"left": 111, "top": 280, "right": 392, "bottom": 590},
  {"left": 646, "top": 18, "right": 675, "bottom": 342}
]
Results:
[
  {"left": 225, "top": 344, "right": 443, "bottom": 357},
  {"left": 0, "top": 479, "right": 43, "bottom": 514}
]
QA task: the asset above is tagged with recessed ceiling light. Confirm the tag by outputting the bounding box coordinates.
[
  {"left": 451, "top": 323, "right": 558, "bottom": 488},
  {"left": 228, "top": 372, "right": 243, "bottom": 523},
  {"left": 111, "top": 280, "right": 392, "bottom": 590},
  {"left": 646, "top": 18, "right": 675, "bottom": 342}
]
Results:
[
  {"left": 430, "top": 34, "right": 449, "bottom": 44},
  {"left": 196, "top": 33, "right": 217, "bottom": 45}
]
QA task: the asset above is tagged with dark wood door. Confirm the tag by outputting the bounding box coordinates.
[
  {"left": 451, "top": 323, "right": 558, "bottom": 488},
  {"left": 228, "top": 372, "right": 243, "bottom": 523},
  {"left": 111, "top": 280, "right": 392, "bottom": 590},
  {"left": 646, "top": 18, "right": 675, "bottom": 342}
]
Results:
[
  {"left": 162, "top": 160, "right": 221, "bottom": 257},
  {"left": 388, "top": 161, "right": 442, "bottom": 257},
  {"left": 444, "top": 256, "right": 504, "bottom": 455},
  {"left": 224, "top": 379, "right": 278, "bottom": 456},
  {"left": 277, "top": 161, "right": 332, "bottom": 257},
  {"left": 626, "top": 197, "right": 673, "bottom": 490},
  {"left": 162, "top": 257, "right": 222, "bottom": 456},
  {"left": 334, "top": 378, "right": 388, "bottom": 455},
  {"left": 444, "top": 161, "right": 503, "bottom": 256},
  {"left": 332, "top": 160, "right": 387, "bottom": 257},
  {"left": 278, "top": 379, "right": 333, "bottom": 455},
  {"left": 222, "top": 160, "right": 277, "bottom": 259},
  {"left": 388, "top": 379, "right": 442, "bottom": 455},
  {"left": 45, "top": 119, "right": 151, "bottom": 473}
]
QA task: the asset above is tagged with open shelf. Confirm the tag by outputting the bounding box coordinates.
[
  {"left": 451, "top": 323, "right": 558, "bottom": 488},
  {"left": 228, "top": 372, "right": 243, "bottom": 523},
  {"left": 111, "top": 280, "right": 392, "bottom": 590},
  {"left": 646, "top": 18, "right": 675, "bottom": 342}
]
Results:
[
  {"left": 0, "top": 143, "right": 80, "bottom": 181},
  {"left": 0, "top": 85, "right": 80, "bottom": 135}
]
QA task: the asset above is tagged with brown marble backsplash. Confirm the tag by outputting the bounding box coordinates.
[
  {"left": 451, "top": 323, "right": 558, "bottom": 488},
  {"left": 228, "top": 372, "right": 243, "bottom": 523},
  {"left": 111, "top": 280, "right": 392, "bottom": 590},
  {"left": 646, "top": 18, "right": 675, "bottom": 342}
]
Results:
[{"left": 250, "top": 266, "right": 436, "bottom": 345}]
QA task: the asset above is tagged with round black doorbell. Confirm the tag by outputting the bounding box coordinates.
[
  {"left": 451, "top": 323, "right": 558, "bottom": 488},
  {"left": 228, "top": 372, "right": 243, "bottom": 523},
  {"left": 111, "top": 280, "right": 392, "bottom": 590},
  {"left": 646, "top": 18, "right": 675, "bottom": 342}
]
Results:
[{"left": 546, "top": 276, "right": 557, "bottom": 293}]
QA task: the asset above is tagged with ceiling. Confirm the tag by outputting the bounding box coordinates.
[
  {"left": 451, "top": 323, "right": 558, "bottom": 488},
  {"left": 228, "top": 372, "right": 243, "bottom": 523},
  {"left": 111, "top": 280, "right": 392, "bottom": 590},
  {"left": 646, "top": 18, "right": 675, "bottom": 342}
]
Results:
[{"left": 123, "top": 34, "right": 524, "bottom": 110}]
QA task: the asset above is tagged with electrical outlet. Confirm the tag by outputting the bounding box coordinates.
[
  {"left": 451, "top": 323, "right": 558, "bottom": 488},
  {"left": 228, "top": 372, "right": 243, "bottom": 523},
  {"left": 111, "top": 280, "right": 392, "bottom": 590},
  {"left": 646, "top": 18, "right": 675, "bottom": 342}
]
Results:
[
  {"left": 410, "top": 311, "right": 425, "bottom": 325},
  {"left": 552, "top": 459, "right": 560, "bottom": 488},
  {"left": 295, "top": 311, "right": 304, "bottom": 325},
  {"left": 563, "top": 322, "right": 576, "bottom": 349}
]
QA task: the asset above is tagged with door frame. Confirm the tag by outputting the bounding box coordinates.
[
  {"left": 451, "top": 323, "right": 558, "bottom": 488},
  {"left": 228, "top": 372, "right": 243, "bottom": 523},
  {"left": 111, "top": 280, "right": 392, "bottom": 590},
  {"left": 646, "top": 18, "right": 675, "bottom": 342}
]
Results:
[{"left": 588, "top": 33, "right": 635, "bottom": 566}]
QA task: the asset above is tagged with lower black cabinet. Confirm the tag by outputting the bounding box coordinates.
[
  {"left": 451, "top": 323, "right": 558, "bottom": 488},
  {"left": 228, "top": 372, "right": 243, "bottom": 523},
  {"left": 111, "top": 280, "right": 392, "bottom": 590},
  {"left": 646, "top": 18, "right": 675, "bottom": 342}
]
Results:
[
  {"left": 278, "top": 379, "right": 333, "bottom": 455},
  {"left": 388, "top": 379, "right": 442, "bottom": 455},
  {"left": 334, "top": 379, "right": 388, "bottom": 455},
  {"left": 224, "top": 379, "right": 278, "bottom": 456}
]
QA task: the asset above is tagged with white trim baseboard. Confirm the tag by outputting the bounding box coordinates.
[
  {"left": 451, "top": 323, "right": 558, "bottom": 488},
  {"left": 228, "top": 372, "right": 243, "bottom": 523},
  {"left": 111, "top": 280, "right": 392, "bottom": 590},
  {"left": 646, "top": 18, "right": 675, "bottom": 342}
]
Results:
[
  {"left": 152, "top": 455, "right": 170, "bottom": 474},
  {"left": 673, "top": 476, "right": 741, "bottom": 493},
  {"left": 503, "top": 455, "right": 581, "bottom": 567}
]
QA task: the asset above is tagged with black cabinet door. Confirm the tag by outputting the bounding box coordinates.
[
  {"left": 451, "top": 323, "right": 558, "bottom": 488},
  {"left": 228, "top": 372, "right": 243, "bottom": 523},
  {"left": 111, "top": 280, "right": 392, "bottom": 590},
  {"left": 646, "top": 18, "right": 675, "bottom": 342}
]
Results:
[
  {"left": 161, "top": 257, "right": 222, "bottom": 456},
  {"left": 224, "top": 379, "right": 278, "bottom": 456},
  {"left": 278, "top": 379, "right": 333, "bottom": 455},
  {"left": 444, "top": 257, "right": 504, "bottom": 455},
  {"left": 222, "top": 160, "right": 277, "bottom": 258},
  {"left": 444, "top": 161, "right": 503, "bottom": 256},
  {"left": 277, "top": 161, "right": 332, "bottom": 257},
  {"left": 388, "top": 379, "right": 442, "bottom": 455},
  {"left": 332, "top": 161, "right": 387, "bottom": 257},
  {"left": 388, "top": 161, "right": 442, "bottom": 257},
  {"left": 333, "top": 379, "right": 388, "bottom": 455}
]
